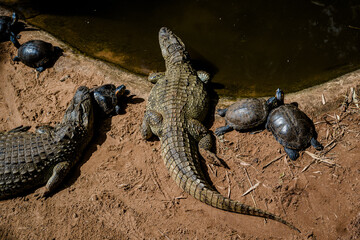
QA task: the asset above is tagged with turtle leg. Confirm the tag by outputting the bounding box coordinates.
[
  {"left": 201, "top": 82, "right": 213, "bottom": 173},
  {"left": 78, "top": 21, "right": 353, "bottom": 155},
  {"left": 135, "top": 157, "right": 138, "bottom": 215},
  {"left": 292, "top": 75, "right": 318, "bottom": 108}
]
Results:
[
  {"left": 284, "top": 147, "right": 299, "bottom": 160},
  {"left": 249, "top": 128, "right": 265, "bottom": 134},
  {"left": 115, "top": 105, "right": 121, "bottom": 115},
  {"left": 148, "top": 72, "right": 165, "bottom": 84},
  {"left": 311, "top": 137, "right": 323, "bottom": 151},
  {"left": 54, "top": 46, "right": 64, "bottom": 56},
  {"left": 35, "top": 161, "right": 71, "bottom": 199},
  {"left": 10, "top": 33, "right": 20, "bottom": 48},
  {"left": 36, "top": 66, "right": 45, "bottom": 72},
  {"left": 188, "top": 119, "right": 228, "bottom": 168},
  {"left": 214, "top": 125, "right": 233, "bottom": 136},
  {"left": 197, "top": 70, "right": 210, "bottom": 84},
  {"left": 141, "top": 110, "right": 163, "bottom": 139},
  {"left": 13, "top": 56, "right": 20, "bottom": 62},
  {"left": 217, "top": 108, "right": 228, "bottom": 117}
]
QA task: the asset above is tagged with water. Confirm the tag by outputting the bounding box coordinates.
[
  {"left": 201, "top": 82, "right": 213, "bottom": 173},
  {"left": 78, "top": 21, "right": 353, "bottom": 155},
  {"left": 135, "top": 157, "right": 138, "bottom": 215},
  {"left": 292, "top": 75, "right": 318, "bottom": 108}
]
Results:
[{"left": 2, "top": 0, "right": 360, "bottom": 98}]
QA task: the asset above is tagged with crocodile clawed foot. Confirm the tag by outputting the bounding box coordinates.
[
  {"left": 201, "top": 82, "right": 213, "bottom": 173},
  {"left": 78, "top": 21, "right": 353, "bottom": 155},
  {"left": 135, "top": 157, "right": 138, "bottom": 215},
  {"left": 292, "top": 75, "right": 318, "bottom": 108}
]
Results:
[
  {"left": 19, "top": 196, "right": 29, "bottom": 201},
  {"left": 199, "top": 149, "right": 229, "bottom": 169},
  {"left": 34, "top": 187, "right": 50, "bottom": 200}
]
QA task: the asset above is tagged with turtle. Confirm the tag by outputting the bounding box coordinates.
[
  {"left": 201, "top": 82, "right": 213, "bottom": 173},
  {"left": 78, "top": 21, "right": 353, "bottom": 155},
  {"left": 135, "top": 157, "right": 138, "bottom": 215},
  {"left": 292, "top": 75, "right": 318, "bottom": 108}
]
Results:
[
  {"left": 13, "top": 39, "right": 63, "bottom": 72},
  {"left": 214, "top": 91, "right": 282, "bottom": 136},
  {"left": 265, "top": 88, "right": 323, "bottom": 160},
  {"left": 0, "top": 12, "right": 20, "bottom": 47},
  {"left": 90, "top": 84, "right": 127, "bottom": 116}
]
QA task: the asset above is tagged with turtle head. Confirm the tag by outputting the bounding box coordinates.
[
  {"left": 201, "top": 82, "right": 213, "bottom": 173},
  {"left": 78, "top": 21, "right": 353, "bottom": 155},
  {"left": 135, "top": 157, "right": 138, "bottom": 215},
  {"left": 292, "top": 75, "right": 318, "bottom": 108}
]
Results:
[
  {"left": 266, "top": 88, "right": 285, "bottom": 110},
  {"left": 275, "top": 88, "right": 285, "bottom": 104},
  {"left": 92, "top": 84, "right": 126, "bottom": 116},
  {"left": 115, "top": 85, "right": 126, "bottom": 98},
  {"left": 11, "top": 12, "right": 18, "bottom": 25},
  {"left": 266, "top": 96, "right": 279, "bottom": 110},
  {"left": 158, "top": 27, "right": 189, "bottom": 66},
  {"left": 61, "top": 86, "right": 93, "bottom": 129}
]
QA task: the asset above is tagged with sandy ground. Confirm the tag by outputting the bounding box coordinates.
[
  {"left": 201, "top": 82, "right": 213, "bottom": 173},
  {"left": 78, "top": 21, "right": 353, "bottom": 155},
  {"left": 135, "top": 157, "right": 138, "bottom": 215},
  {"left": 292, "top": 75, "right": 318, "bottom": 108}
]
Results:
[{"left": 0, "top": 8, "right": 359, "bottom": 240}]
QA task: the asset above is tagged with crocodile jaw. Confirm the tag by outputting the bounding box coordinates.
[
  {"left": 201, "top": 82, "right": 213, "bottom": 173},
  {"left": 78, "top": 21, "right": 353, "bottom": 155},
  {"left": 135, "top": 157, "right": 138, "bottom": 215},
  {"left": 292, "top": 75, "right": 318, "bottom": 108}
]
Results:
[{"left": 159, "top": 27, "right": 189, "bottom": 66}]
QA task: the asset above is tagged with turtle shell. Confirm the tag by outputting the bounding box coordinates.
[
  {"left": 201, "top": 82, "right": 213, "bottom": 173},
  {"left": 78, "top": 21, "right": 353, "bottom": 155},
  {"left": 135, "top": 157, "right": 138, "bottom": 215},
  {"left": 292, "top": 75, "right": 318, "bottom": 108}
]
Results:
[
  {"left": 18, "top": 40, "right": 54, "bottom": 68},
  {"left": 266, "top": 104, "right": 315, "bottom": 150},
  {"left": 225, "top": 98, "right": 269, "bottom": 130},
  {"left": 92, "top": 84, "right": 126, "bottom": 116},
  {"left": 92, "top": 84, "right": 118, "bottom": 115}
]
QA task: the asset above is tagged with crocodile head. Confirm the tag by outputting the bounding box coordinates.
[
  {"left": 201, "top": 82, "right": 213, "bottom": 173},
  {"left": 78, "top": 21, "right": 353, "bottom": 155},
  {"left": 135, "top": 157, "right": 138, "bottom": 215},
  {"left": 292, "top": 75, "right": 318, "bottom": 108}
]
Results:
[
  {"left": 61, "top": 86, "right": 93, "bottom": 130},
  {"left": 158, "top": 27, "right": 189, "bottom": 66}
]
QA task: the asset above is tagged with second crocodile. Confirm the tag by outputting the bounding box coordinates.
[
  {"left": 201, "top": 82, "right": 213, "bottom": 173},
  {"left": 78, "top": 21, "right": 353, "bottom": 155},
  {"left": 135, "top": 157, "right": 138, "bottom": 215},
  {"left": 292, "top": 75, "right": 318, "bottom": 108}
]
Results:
[
  {"left": 0, "top": 84, "right": 125, "bottom": 199},
  {"left": 141, "top": 27, "right": 300, "bottom": 232}
]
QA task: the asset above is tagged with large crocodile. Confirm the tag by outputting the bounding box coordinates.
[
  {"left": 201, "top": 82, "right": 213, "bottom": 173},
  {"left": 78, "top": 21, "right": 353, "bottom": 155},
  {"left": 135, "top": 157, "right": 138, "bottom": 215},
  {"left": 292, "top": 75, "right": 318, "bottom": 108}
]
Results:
[
  {"left": 0, "top": 84, "right": 126, "bottom": 199},
  {"left": 141, "top": 27, "right": 300, "bottom": 232}
]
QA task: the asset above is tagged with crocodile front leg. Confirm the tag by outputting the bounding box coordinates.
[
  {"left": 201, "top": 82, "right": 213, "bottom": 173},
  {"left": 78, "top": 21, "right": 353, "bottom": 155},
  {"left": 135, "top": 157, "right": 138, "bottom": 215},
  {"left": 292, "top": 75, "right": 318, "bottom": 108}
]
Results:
[
  {"left": 7, "top": 125, "right": 31, "bottom": 133},
  {"left": 141, "top": 110, "right": 163, "bottom": 139},
  {"left": 148, "top": 71, "right": 209, "bottom": 84},
  {"left": 35, "top": 161, "right": 71, "bottom": 198},
  {"left": 187, "top": 119, "right": 224, "bottom": 167},
  {"left": 148, "top": 72, "right": 165, "bottom": 84},
  {"left": 196, "top": 70, "right": 210, "bottom": 84},
  {"left": 35, "top": 125, "right": 55, "bottom": 134}
]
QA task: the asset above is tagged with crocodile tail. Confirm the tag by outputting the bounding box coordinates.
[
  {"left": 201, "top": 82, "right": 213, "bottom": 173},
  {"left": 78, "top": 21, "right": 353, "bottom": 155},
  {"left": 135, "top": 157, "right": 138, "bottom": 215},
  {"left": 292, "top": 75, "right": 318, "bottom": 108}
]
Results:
[
  {"left": 161, "top": 131, "right": 300, "bottom": 233},
  {"left": 198, "top": 188, "right": 300, "bottom": 232}
]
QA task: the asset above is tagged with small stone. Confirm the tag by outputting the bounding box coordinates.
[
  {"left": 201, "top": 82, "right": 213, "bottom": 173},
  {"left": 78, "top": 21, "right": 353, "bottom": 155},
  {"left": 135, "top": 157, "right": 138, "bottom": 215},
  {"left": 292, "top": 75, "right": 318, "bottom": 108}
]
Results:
[{"left": 60, "top": 74, "right": 70, "bottom": 82}]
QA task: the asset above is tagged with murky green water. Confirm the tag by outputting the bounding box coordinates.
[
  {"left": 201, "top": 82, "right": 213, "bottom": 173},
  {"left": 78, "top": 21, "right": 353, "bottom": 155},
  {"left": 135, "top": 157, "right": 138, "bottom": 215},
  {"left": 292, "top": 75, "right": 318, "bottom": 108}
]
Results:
[{"left": 2, "top": 0, "right": 360, "bottom": 98}]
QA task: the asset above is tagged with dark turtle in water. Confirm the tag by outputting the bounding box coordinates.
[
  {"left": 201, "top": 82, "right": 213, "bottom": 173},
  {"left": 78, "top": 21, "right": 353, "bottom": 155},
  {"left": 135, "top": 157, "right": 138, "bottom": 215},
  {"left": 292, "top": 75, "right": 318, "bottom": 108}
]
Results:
[
  {"left": 0, "top": 12, "right": 20, "bottom": 46},
  {"left": 13, "top": 39, "right": 63, "bottom": 72},
  {"left": 266, "top": 88, "right": 323, "bottom": 160},
  {"left": 215, "top": 91, "right": 281, "bottom": 136},
  {"left": 91, "top": 84, "right": 127, "bottom": 116}
]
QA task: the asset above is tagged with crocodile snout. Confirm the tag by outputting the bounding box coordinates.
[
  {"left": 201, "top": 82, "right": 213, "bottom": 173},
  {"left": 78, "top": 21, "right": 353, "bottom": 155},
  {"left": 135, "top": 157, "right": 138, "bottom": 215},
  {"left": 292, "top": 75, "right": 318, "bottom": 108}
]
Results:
[{"left": 159, "top": 27, "right": 170, "bottom": 37}]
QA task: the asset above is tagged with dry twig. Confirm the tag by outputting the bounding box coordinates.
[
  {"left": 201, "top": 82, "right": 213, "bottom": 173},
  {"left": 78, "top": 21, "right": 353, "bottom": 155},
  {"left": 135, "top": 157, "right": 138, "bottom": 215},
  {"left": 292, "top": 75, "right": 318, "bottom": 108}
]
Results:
[
  {"left": 304, "top": 151, "right": 338, "bottom": 168},
  {"left": 150, "top": 167, "right": 169, "bottom": 199},
  {"left": 158, "top": 229, "right": 171, "bottom": 240},
  {"left": 352, "top": 87, "right": 359, "bottom": 108},
  {"left": 301, "top": 159, "right": 316, "bottom": 173},
  {"left": 322, "top": 94, "right": 326, "bottom": 105},
  {"left": 242, "top": 181, "right": 260, "bottom": 197},
  {"left": 262, "top": 154, "right": 286, "bottom": 169},
  {"left": 225, "top": 170, "right": 231, "bottom": 198},
  {"left": 243, "top": 168, "right": 258, "bottom": 208}
]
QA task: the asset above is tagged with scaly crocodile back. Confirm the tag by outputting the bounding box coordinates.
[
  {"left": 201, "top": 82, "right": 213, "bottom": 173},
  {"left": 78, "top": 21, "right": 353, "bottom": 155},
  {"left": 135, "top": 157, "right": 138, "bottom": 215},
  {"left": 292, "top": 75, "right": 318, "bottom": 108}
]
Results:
[
  {"left": 0, "top": 86, "right": 94, "bottom": 200},
  {"left": 0, "top": 124, "right": 90, "bottom": 199},
  {"left": 144, "top": 27, "right": 299, "bottom": 232}
]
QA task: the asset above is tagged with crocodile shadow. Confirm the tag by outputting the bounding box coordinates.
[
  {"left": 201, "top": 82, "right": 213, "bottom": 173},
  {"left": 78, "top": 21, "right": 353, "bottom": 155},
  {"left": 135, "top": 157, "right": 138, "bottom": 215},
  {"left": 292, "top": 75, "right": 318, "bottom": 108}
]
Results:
[{"left": 191, "top": 57, "right": 228, "bottom": 169}]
